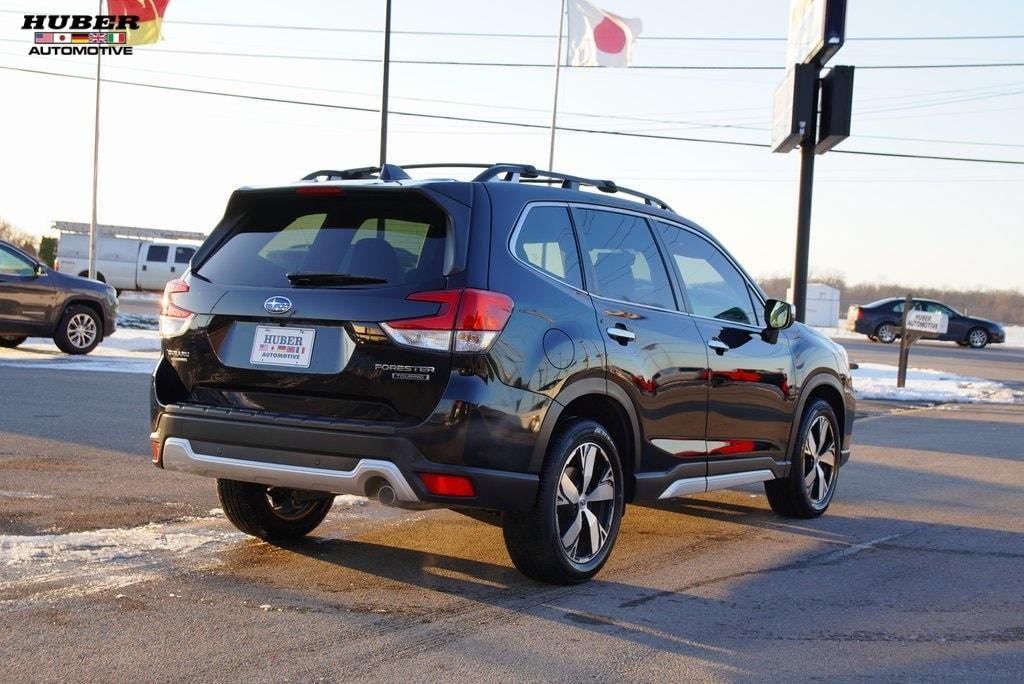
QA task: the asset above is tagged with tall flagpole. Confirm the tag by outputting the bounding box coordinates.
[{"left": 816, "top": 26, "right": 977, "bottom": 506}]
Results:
[
  {"left": 547, "top": 0, "right": 567, "bottom": 170},
  {"left": 379, "top": 0, "right": 392, "bottom": 168},
  {"left": 88, "top": 0, "right": 103, "bottom": 280}
]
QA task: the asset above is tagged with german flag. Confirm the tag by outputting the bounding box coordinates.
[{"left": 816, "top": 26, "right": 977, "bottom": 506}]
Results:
[{"left": 107, "top": 0, "right": 170, "bottom": 45}]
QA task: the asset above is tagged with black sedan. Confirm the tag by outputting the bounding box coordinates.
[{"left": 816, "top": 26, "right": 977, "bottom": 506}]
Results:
[
  {"left": 0, "top": 240, "right": 117, "bottom": 354},
  {"left": 847, "top": 297, "right": 1005, "bottom": 348}
]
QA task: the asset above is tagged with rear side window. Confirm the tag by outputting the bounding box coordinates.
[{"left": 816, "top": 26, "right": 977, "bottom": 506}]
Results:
[
  {"left": 572, "top": 208, "right": 675, "bottom": 310},
  {"left": 513, "top": 206, "right": 583, "bottom": 289},
  {"left": 146, "top": 245, "right": 169, "bottom": 262},
  {"left": 196, "top": 192, "right": 448, "bottom": 287}
]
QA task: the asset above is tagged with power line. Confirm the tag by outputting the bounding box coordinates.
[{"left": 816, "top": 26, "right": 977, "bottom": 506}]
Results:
[
  {"left": 4, "top": 38, "right": 1024, "bottom": 70},
  {"left": 2, "top": 64, "right": 1023, "bottom": 166},
  {"left": 10, "top": 49, "right": 1024, "bottom": 147}
]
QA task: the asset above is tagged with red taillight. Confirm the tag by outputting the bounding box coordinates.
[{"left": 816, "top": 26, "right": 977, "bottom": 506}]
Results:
[
  {"left": 854, "top": 306, "right": 863, "bottom": 321},
  {"left": 456, "top": 289, "right": 514, "bottom": 331},
  {"left": 160, "top": 279, "right": 192, "bottom": 337},
  {"left": 386, "top": 290, "right": 461, "bottom": 330},
  {"left": 161, "top": 279, "right": 190, "bottom": 318},
  {"left": 380, "top": 288, "right": 514, "bottom": 352},
  {"left": 296, "top": 186, "right": 344, "bottom": 195},
  {"left": 151, "top": 440, "right": 162, "bottom": 464},
  {"left": 419, "top": 473, "right": 475, "bottom": 497}
]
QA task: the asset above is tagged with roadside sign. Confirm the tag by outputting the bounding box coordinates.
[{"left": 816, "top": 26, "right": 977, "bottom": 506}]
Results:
[
  {"left": 786, "top": 0, "right": 847, "bottom": 67},
  {"left": 815, "top": 65, "right": 855, "bottom": 153},
  {"left": 906, "top": 310, "right": 949, "bottom": 335},
  {"left": 771, "top": 63, "right": 817, "bottom": 153}
]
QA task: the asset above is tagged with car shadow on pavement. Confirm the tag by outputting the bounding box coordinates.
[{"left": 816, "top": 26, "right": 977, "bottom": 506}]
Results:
[{"left": 263, "top": 535, "right": 729, "bottom": 662}]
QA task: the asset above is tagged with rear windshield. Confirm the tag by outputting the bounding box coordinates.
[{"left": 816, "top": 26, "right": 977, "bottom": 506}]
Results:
[{"left": 196, "top": 191, "right": 448, "bottom": 287}]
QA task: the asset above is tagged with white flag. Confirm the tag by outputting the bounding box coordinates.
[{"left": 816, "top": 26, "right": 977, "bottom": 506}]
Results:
[{"left": 567, "top": 0, "right": 642, "bottom": 68}]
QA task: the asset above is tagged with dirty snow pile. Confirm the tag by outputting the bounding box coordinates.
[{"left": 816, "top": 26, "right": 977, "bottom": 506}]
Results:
[
  {"left": 0, "top": 518, "right": 239, "bottom": 600},
  {"left": 853, "top": 363, "right": 1021, "bottom": 404},
  {"left": 0, "top": 329, "right": 160, "bottom": 374}
]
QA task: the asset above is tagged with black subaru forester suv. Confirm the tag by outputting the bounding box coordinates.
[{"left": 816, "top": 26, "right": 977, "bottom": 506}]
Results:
[{"left": 150, "top": 163, "right": 854, "bottom": 584}]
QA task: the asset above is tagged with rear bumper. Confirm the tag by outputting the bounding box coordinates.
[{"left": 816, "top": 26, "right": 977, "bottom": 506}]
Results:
[{"left": 151, "top": 408, "right": 539, "bottom": 511}]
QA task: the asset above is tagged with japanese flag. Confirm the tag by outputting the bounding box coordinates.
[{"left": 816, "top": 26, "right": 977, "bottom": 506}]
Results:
[{"left": 568, "top": 0, "right": 642, "bottom": 68}]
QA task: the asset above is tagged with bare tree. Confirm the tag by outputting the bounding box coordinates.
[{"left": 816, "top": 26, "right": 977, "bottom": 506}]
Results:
[{"left": 0, "top": 218, "right": 38, "bottom": 255}]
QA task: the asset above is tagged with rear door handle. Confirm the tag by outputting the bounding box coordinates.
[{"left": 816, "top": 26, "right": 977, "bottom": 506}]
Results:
[
  {"left": 707, "top": 338, "right": 730, "bottom": 352},
  {"left": 607, "top": 327, "right": 636, "bottom": 343}
]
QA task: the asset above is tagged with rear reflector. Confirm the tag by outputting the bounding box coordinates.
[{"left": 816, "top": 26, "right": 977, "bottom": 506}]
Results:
[
  {"left": 151, "top": 440, "right": 161, "bottom": 464},
  {"left": 381, "top": 288, "right": 513, "bottom": 353},
  {"left": 419, "top": 473, "right": 475, "bottom": 497}
]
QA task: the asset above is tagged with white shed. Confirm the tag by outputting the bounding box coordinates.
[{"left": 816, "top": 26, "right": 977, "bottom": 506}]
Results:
[{"left": 786, "top": 283, "right": 841, "bottom": 328}]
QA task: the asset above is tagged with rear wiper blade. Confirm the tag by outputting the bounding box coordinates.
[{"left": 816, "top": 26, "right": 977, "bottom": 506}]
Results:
[{"left": 286, "top": 272, "right": 388, "bottom": 286}]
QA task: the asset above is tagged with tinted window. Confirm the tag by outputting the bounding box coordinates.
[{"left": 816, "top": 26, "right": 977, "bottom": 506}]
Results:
[
  {"left": 920, "top": 301, "right": 955, "bottom": 316},
  {"left": 513, "top": 206, "right": 582, "bottom": 289},
  {"left": 654, "top": 222, "right": 758, "bottom": 325},
  {"left": 0, "top": 246, "right": 35, "bottom": 276},
  {"left": 196, "top": 192, "right": 448, "bottom": 288},
  {"left": 146, "top": 245, "right": 169, "bottom": 262},
  {"left": 572, "top": 208, "right": 675, "bottom": 309},
  {"left": 174, "top": 247, "right": 195, "bottom": 264}
]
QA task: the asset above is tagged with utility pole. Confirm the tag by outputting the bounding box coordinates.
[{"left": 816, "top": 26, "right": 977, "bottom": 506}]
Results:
[
  {"left": 88, "top": 0, "right": 103, "bottom": 280},
  {"left": 378, "top": 0, "right": 392, "bottom": 168}
]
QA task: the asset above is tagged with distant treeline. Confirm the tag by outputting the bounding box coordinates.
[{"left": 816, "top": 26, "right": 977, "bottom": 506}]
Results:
[{"left": 758, "top": 275, "right": 1024, "bottom": 325}]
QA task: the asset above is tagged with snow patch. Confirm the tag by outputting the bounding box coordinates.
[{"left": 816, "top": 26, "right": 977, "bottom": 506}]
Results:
[
  {"left": 0, "top": 329, "right": 159, "bottom": 374},
  {"left": 853, "top": 363, "right": 1021, "bottom": 404},
  {"left": 0, "top": 518, "right": 240, "bottom": 602}
]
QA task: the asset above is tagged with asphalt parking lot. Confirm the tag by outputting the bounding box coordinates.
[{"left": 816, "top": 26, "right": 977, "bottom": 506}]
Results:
[{"left": 1, "top": 347, "right": 1023, "bottom": 681}]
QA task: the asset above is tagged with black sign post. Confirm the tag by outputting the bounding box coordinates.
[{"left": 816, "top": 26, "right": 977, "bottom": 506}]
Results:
[{"left": 772, "top": 0, "right": 851, "bottom": 323}]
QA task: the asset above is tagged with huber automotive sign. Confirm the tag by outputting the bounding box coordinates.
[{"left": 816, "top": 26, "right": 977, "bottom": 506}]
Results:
[{"left": 905, "top": 311, "right": 949, "bottom": 335}]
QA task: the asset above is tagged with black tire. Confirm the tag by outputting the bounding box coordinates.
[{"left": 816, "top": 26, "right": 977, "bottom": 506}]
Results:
[
  {"left": 216, "top": 479, "right": 334, "bottom": 541},
  {"left": 874, "top": 322, "right": 898, "bottom": 344},
  {"left": 867, "top": 335, "right": 878, "bottom": 343},
  {"left": 53, "top": 304, "right": 101, "bottom": 355},
  {"left": 966, "top": 327, "right": 989, "bottom": 349},
  {"left": 0, "top": 335, "right": 27, "bottom": 348},
  {"left": 764, "top": 399, "right": 840, "bottom": 519},
  {"left": 502, "top": 419, "right": 624, "bottom": 584}
]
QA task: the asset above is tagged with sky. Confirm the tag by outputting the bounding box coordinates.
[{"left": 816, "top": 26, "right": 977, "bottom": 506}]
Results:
[{"left": 0, "top": 0, "right": 1022, "bottom": 290}]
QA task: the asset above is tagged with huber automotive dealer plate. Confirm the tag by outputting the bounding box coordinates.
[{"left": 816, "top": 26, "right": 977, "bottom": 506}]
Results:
[{"left": 250, "top": 325, "right": 316, "bottom": 368}]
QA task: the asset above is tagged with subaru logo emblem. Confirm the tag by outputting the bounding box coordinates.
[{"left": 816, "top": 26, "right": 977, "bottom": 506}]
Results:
[{"left": 264, "top": 296, "right": 292, "bottom": 314}]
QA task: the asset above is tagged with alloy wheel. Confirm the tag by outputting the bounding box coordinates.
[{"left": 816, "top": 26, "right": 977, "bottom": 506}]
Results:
[
  {"left": 968, "top": 329, "right": 988, "bottom": 348},
  {"left": 555, "top": 442, "right": 617, "bottom": 564},
  {"left": 264, "top": 488, "right": 324, "bottom": 521},
  {"left": 67, "top": 313, "right": 98, "bottom": 349},
  {"left": 876, "top": 323, "right": 896, "bottom": 344},
  {"left": 803, "top": 415, "right": 837, "bottom": 506}
]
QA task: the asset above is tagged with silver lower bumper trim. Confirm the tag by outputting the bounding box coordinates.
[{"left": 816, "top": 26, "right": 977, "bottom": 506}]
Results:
[
  {"left": 658, "top": 469, "right": 775, "bottom": 500},
  {"left": 161, "top": 437, "right": 419, "bottom": 502}
]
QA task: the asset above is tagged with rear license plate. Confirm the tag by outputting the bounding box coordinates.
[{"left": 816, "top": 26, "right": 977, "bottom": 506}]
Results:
[{"left": 250, "top": 325, "right": 316, "bottom": 368}]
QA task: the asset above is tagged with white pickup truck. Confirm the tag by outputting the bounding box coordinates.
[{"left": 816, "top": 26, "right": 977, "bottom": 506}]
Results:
[{"left": 54, "top": 223, "right": 203, "bottom": 292}]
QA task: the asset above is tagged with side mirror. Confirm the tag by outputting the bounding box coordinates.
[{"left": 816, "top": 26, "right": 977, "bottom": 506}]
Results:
[
  {"left": 765, "top": 299, "right": 794, "bottom": 331},
  {"left": 34, "top": 264, "right": 46, "bottom": 276}
]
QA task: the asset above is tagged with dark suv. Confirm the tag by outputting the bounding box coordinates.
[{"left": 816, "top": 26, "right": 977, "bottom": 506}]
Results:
[
  {"left": 150, "top": 163, "right": 854, "bottom": 584},
  {"left": 0, "top": 239, "right": 117, "bottom": 354}
]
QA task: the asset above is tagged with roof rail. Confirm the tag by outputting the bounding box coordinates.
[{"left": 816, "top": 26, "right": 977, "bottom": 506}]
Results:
[
  {"left": 299, "top": 163, "right": 672, "bottom": 211},
  {"left": 473, "top": 165, "right": 672, "bottom": 211}
]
